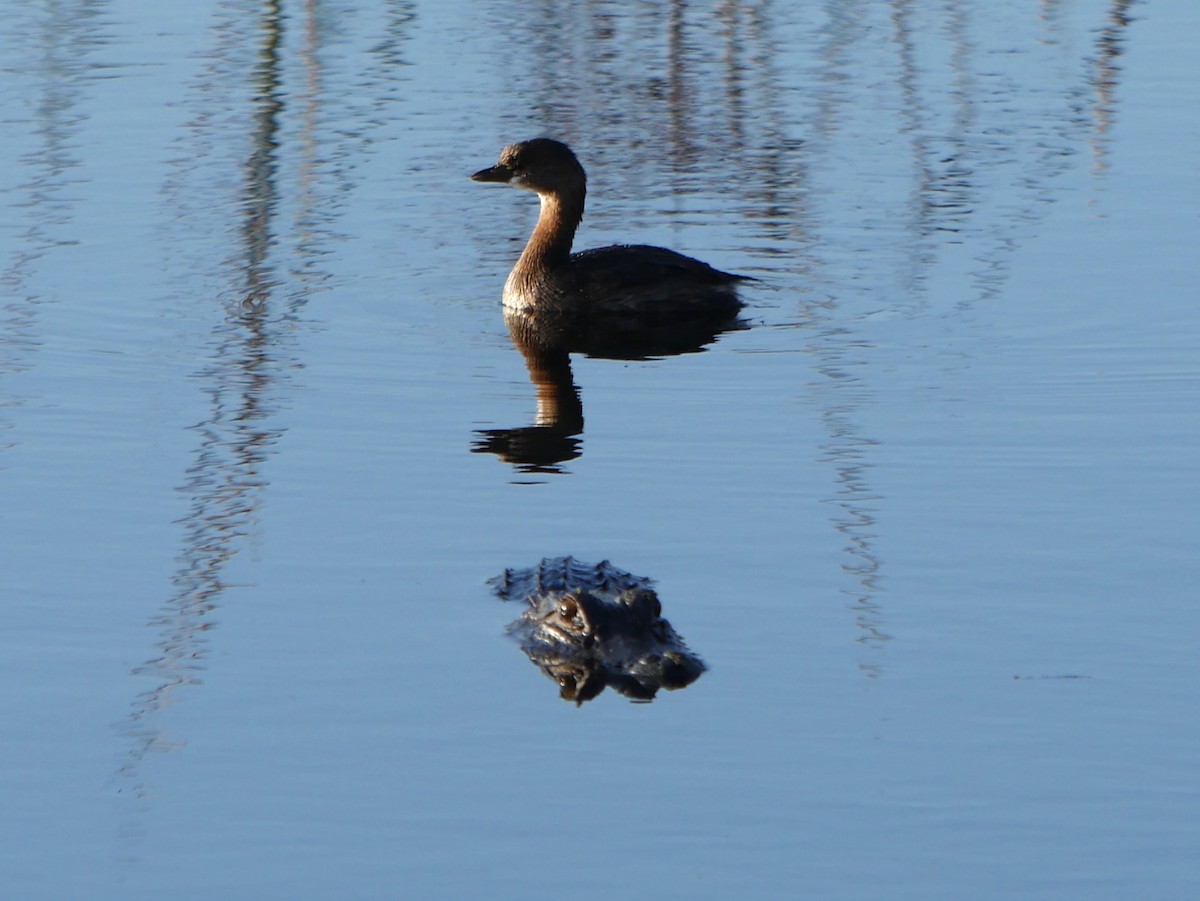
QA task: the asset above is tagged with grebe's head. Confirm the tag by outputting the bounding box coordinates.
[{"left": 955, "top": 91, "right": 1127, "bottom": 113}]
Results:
[{"left": 471, "top": 138, "right": 587, "bottom": 201}]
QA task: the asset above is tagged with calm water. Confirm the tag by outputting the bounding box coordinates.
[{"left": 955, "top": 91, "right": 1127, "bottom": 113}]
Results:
[{"left": 2, "top": 1, "right": 1197, "bottom": 898}]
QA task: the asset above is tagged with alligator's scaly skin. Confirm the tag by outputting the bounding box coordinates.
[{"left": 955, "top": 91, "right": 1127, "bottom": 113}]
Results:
[
  {"left": 491, "top": 556, "right": 653, "bottom": 603},
  {"left": 489, "top": 557, "right": 707, "bottom": 704}
]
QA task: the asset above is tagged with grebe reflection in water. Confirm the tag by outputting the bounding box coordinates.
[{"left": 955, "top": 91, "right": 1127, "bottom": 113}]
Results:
[
  {"left": 471, "top": 139, "right": 751, "bottom": 324},
  {"left": 472, "top": 318, "right": 583, "bottom": 474},
  {"left": 471, "top": 302, "right": 746, "bottom": 473}
]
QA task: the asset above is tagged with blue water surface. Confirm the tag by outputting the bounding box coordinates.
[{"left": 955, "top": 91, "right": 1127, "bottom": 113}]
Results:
[{"left": 1, "top": 1, "right": 1196, "bottom": 898}]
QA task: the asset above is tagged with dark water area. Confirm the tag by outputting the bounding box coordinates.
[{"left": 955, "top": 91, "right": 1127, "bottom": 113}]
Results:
[{"left": 1, "top": 1, "right": 1197, "bottom": 898}]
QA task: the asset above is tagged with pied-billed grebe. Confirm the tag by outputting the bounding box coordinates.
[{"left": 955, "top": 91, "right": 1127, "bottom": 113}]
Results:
[{"left": 472, "top": 139, "right": 749, "bottom": 320}]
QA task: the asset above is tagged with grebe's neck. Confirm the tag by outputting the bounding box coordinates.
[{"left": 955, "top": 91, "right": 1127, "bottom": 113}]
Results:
[{"left": 517, "top": 190, "right": 583, "bottom": 274}]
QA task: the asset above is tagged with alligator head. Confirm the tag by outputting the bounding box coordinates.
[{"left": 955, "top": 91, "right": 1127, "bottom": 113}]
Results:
[{"left": 491, "top": 558, "right": 707, "bottom": 704}]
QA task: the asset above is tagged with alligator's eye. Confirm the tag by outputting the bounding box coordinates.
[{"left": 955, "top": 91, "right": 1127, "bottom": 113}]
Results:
[{"left": 558, "top": 598, "right": 578, "bottom": 620}]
